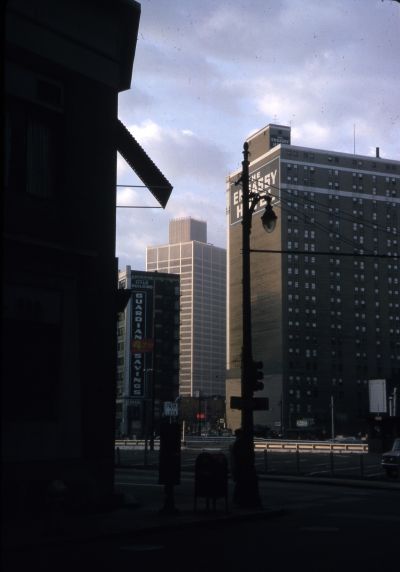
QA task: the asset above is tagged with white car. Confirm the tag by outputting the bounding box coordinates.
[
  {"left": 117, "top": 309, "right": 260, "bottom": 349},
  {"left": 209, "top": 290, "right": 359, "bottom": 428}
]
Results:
[
  {"left": 332, "top": 436, "right": 363, "bottom": 444},
  {"left": 381, "top": 438, "right": 400, "bottom": 478}
]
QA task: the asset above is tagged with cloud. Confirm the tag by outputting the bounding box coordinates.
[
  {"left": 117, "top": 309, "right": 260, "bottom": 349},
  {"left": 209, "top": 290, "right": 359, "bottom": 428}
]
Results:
[
  {"left": 116, "top": 188, "right": 227, "bottom": 271},
  {"left": 116, "top": 207, "right": 166, "bottom": 271},
  {"left": 126, "top": 0, "right": 400, "bottom": 153},
  {"left": 128, "top": 119, "right": 163, "bottom": 143},
  {"left": 123, "top": 120, "right": 229, "bottom": 186},
  {"left": 116, "top": 120, "right": 229, "bottom": 268},
  {"left": 116, "top": 0, "right": 400, "bottom": 269},
  {"left": 292, "top": 122, "right": 331, "bottom": 148}
]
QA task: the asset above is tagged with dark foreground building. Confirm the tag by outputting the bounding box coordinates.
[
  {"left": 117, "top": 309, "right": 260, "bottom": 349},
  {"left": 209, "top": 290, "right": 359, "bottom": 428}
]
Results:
[
  {"left": 226, "top": 124, "right": 400, "bottom": 438},
  {"left": 2, "top": 0, "right": 172, "bottom": 516}
]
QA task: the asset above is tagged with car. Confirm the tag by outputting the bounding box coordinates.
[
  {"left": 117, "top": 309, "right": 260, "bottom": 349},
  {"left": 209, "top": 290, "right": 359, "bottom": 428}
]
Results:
[
  {"left": 381, "top": 438, "right": 400, "bottom": 478},
  {"left": 332, "top": 436, "right": 363, "bottom": 444}
]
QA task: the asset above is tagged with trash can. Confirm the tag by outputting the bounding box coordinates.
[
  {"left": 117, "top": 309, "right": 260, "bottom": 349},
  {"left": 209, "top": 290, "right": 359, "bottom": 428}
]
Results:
[{"left": 194, "top": 451, "right": 228, "bottom": 512}]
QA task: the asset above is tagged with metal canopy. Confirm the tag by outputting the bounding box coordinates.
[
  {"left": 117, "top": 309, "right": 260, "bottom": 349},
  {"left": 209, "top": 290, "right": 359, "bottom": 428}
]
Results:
[{"left": 116, "top": 119, "right": 173, "bottom": 208}]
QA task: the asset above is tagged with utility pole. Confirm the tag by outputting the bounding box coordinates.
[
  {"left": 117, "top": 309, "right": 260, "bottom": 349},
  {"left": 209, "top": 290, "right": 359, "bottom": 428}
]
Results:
[{"left": 231, "top": 141, "right": 277, "bottom": 508}]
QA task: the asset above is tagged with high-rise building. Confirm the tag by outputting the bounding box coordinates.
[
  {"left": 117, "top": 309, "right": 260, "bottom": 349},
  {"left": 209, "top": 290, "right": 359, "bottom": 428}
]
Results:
[
  {"left": 147, "top": 218, "right": 226, "bottom": 398},
  {"left": 226, "top": 124, "right": 400, "bottom": 438},
  {"left": 116, "top": 268, "right": 180, "bottom": 438}
]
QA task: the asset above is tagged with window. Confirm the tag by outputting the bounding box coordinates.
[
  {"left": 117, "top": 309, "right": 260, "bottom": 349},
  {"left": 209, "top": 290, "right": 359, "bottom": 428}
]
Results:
[{"left": 6, "top": 96, "right": 62, "bottom": 197}]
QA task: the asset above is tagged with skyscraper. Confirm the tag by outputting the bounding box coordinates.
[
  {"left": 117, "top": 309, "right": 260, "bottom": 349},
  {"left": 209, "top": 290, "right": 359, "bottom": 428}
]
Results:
[
  {"left": 147, "top": 218, "right": 226, "bottom": 398},
  {"left": 227, "top": 124, "right": 400, "bottom": 437}
]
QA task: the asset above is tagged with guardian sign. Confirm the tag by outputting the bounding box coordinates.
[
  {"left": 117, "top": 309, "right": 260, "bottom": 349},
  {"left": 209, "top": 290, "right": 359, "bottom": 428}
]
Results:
[
  {"left": 230, "top": 157, "right": 280, "bottom": 225},
  {"left": 130, "top": 277, "right": 154, "bottom": 399}
]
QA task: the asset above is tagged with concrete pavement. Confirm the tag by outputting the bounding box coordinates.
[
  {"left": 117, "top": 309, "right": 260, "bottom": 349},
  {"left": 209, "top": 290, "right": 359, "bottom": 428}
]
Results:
[
  {"left": 2, "top": 477, "right": 284, "bottom": 551},
  {"left": 3, "top": 452, "right": 400, "bottom": 552}
]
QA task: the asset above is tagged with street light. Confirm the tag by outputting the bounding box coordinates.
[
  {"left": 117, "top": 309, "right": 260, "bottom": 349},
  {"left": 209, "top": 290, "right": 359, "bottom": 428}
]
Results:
[
  {"left": 261, "top": 195, "right": 277, "bottom": 233},
  {"left": 232, "top": 141, "right": 277, "bottom": 508}
]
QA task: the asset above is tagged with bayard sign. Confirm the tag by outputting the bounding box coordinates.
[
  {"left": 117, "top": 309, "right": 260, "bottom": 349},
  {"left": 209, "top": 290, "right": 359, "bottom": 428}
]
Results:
[{"left": 230, "top": 157, "right": 280, "bottom": 225}]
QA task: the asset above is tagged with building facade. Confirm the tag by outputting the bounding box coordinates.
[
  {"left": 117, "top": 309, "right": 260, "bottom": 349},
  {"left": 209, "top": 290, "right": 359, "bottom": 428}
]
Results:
[
  {"left": 227, "top": 124, "right": 400, "bottom": 438},
  {"left": 146, "top": 218, "right": 227, "bottom": 399},
  {"left": 116, "top": 268, "right": 180, "bottom": 438},
  {"left": 3, "top": 0, "right": 172, "bottom": 517}
]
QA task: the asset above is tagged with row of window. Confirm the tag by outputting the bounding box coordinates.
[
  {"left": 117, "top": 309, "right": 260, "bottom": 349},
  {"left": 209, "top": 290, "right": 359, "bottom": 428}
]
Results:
[
  {"left": 287, "top": 242, "right": 316, "bottom": 251},
  {"left": 285, "top": 163, "right": 399, "bottom": 181}
]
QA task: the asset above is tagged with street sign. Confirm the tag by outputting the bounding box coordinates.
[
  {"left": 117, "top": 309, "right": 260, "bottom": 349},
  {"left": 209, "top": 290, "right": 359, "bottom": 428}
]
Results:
[
  {"left": 230, "top": 396, "right": 269, "bottom": 411},
  {"left": 368, "top": 379, "right": 387, "bottom": 414},
  {"left": 164, "top": 402, "right": 179, "bottom": 417}
]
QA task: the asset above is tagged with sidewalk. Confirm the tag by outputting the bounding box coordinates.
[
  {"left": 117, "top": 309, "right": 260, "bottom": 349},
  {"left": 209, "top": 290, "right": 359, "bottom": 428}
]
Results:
[
  {"left": 3, "top": 466, "right": 399, "bottom": 552},
  {"left": 2, "top": 479, "right": 283, "bottom": 551}
]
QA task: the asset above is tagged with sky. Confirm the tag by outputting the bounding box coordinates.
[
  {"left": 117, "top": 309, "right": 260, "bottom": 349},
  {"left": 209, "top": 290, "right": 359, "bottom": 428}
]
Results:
[{"left": 116, "top": 0, "right": 400, "bottom": 271}]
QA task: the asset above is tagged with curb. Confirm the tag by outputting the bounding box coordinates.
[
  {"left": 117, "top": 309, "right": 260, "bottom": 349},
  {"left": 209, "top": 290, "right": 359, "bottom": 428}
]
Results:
[{"left": 258, "top": 473, "right": 400, "bottom": 490}]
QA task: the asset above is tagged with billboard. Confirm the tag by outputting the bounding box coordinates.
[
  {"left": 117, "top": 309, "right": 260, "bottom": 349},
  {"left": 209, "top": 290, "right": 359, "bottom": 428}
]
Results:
[
  {"left": 270, "top": 132, "right": 290, "bottom": 148},
  {"left": 130, "top": 276, "right": 154, "bottom": 399},
  {"left": 229, "top": 157, "right": 280, "bottom": 225},
  {"left": 368, "top": 379, "right": 387, "bottom": 414}
]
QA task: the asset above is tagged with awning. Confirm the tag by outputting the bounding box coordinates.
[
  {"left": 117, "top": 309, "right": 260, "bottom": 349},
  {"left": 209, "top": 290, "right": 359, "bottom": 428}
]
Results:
[{"left": 116, "top": 119, "right": 173, "bottom": 208}]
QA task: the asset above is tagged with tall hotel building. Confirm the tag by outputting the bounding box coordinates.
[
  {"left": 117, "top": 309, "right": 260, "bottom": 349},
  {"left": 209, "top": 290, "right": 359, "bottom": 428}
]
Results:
[
  {"left": 226, "top": 124, "right": 400, "bottom": 437},
  {"left": 146, "top": 218, "right": 226, "bottom": 398}
]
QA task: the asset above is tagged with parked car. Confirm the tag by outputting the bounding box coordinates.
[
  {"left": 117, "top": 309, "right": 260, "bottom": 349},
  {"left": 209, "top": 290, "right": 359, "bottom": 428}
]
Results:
[
  {"left": 332, "top": 436, "right": 363, "bottom": 444},
  {"left": 381, "top": 438, "right": 400, "bottom": 478}
]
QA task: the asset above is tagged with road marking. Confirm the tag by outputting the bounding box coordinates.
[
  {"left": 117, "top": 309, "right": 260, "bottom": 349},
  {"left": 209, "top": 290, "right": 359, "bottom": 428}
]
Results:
[
  {"left": 299, "top": 526, "right": 340, "bottom": 532},
  {"left": 115, "top": 475, "right": 195, "bottom": 487},
  {"left": 116, "top": 482, "right": 162, "bottom": 487},
  {"left": 120, "top": 545, "right": 165, "bottom": 552},
  {"left": 328, "top": 513, "right": 400, "bottom": 522}
]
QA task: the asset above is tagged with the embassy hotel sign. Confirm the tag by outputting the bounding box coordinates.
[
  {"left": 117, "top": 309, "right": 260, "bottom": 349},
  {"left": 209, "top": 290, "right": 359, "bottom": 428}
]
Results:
[{"left": 230, "top": 157, "right": 280, "bottom": 225}]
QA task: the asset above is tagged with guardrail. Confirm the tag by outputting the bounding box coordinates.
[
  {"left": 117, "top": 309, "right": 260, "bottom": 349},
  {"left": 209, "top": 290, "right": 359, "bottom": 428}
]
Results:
[
  {"left": 254, "top": 439, "right": 368, "bottom": 454},
  {"left": 115, "top": 438, "right": 368, "bottom": 453},
  {"left": 115, "top": 439, "right": 148, "bottom": 447}
]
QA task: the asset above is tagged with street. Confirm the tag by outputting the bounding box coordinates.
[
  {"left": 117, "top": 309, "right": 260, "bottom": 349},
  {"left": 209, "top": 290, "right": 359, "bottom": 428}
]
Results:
[
  {"left": 164, "top": 482, "right": 400, "bottom": 572},
  {"left": 4, "top": 469, "right": 399, "bottom": 572},
  {"left": 89, "top": 475, "right": 400, "bottom": 571},
  {"left": 116, "top": 439, "right": 391, "bottom": 482}
]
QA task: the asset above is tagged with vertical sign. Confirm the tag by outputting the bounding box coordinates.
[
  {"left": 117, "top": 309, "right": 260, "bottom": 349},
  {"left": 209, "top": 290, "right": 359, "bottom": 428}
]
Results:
[
  {"left": 368, "top": 379, "right": 387, "bottom": 414},
  {"left": 130, "top": 277, "right": 154, "bottom": 398}
]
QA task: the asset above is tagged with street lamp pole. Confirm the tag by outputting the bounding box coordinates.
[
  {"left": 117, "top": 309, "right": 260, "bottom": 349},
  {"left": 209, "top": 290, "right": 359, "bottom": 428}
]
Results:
[
  {"left": 241, "top": 142, "right": 255, "bottom": 439},
  {"left": 233, "top": 141, "right": 277, "bottom": 508},
  {"left": 330, "top": 395, "right": 335, "bottom": 440}
]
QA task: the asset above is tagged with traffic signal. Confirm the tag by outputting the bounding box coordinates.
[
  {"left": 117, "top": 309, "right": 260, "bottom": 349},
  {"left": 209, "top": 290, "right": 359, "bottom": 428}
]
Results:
[{"left": 252, "top": 360, "right": 264, "bottom": 392}]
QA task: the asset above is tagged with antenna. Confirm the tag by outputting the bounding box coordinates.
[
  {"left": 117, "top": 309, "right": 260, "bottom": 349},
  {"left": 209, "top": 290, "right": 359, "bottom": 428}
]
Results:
[{"left": 353, "top": 123, "right": 356, "bottom": 155}]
